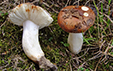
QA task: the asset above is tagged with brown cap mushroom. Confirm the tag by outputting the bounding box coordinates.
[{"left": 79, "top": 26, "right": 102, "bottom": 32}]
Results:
[
  {"left": 58, "top": 6, "right": 95, "bottom": 33},
  {"left": 58, "top": 6, "right": 95, "bottom": 54}
]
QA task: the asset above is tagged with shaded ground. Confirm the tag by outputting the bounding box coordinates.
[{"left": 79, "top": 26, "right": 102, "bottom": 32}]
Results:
[{"left": 0, "top": 0, "right": 113, "bottom": 71}]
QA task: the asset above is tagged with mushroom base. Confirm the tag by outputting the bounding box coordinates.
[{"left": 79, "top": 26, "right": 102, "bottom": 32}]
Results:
[
  {"left": 34, "top": 56, "right": 58, "bottom": 71},
  {"left": 68, "top": 33, "right": 83, "bottom": 54}
]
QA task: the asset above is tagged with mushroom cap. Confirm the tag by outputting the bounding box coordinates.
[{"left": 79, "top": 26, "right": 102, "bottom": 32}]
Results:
[
  {"left": 58, "top": 6, "right": 95, "bottom": 33},
  {"left": 9, "top": 3, "right": 53, "bottom": 29}
]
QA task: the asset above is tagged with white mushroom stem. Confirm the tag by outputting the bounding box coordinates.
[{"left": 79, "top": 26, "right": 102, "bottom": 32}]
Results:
[
  {"left": 68, "top": 33, "right": 83, "bottom": 54},
  {"left": 22, "top": 20, "right": 44, "bottom": 61},
  {"left": 22, "top": 20, "right": 57, "bottom": 70}
]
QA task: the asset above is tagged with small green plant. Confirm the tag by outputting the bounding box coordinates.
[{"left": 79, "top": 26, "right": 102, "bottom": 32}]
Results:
[
  {"left": 0, "top": 11, "right": 8, "bottom": 23},
  {"left": 60, "top": 41, "right": 69, "bottom": 47},
  {"left": 83, "top": 37, "right": 96, "bottom": 45},
  {"left": 111, "top": 39, "right": 113, "bottom": 46},
  {"left": 110, "top": 52, "right": 113, "bottom": 55},
  {"left": 0, "top": 11, "right": 8, "bottom": 17},
  {"left": 86, "top": 69, "right": 90, "bottom": 71},
  {"left": 77, "top": 67, "right": 84, "bottom": 71},
  {"left": 77, "top": 67, "right": 90, "bottom": 71},
  {"left": 0, "top": 40, "right": 2, "bottom": 46}
]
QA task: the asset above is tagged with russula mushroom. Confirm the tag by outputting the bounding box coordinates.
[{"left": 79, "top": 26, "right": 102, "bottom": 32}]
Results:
[
  {"left": 9, "top": 3, "right": 57, "bottom": 70},
  {"left": 58, "top": 6, "right": 95, "bottom": 54}
]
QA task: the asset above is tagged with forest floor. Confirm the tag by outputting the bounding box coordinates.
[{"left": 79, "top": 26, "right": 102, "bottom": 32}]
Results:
[{"left": 0, "top": 0, "right": 113, "bottom": 71}]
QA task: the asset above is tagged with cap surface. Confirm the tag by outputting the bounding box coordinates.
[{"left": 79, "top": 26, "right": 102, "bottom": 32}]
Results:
[
  {"left": 9, "top": 3, "right": 53, "bottom": 29},
  {"left": 58, "top": 6, "right": 95, "bottom": 33}
]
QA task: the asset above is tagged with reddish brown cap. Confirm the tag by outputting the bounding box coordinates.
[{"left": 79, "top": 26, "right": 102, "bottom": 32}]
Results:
[{"left": 58, "top": 6, "right": 95, "bottom": 33}]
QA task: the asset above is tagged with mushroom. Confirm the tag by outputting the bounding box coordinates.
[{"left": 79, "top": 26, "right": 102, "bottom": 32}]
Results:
[
  {"left": 9, "top": 3, "right": 57, "bottom": 70},
  {"left": 58, "top": 6, "right": 95, "bottom": 54}
]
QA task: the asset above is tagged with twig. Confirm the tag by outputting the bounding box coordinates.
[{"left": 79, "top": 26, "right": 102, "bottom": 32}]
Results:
[
  {"left": 65, "top": 0, "right": 70, "bottom": 7},
  {"left": 0, "top": 21, "right": 6, "bottom": 30},
  {"left": 101, "top": 46, "right": 113, "bottom": 57},
  {"left": 99, "top": 40, "right": 106, "bottom": 50},
  {"left": 100, "top": 51, "right": 113, "bottom": 57},
  {"left": 78, "top": 62, "right": 86, "bottom": 68},
  {"left": 87, "top": 52, "right": 103, "bottom": 61},
  {"left": 78, "top": 48, "right": 89, "bottom": 58},
  {"left": 27, "top": 63, "right": 34, "bottom": 70},
  {"left": 100, "top": 55, "right": 107, "bottom": 63},
  {"left": 0, "top": 0, "right": 8, "bottom": 5},
  {"left": 110, "top": 66, "right": 113, "bottom": 70},
  {"left": 42, "top": 2, "right": 58, "bottom": 13},
  {"left": 100, "top": 12, "right": 113, "bottom": 23},
  {"left": 94, "top": 56, "right": 103, "bottom": 71},
  {"left": 31, "top": 0, "right": 39, "bottom": 4},
  {"left": 77, "top": 0, "right": 80, "bottom": 7},
  {"left": 69, "top": 63, "right": 72, "bottom": 71},
  {"left": 105, "top": 46, "right": 113, "bottom": 53},
  {"left": 85, "top": 0, "right": 90, "bottom": 6},
  {"left": 72, "top": 0, "right": 80, "bottom": 6},
  {"left": 0, "top": 62, "right": 10, "bottom": 69}
]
